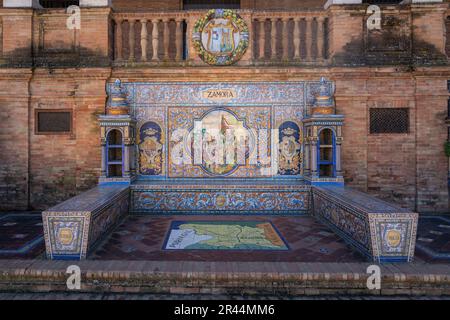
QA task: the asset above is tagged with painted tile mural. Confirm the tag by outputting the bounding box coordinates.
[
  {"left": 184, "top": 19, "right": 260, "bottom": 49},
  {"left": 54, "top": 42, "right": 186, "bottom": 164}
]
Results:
[
  {"left": 131, "top": 188, "right": 310, "bottom": 215},
  {"left": 120, "top": 81, "right": 319, "bottom": 179},
  {"left": 168, "top": 106, "right": 272, "bottom": 178},
  {"left": 138, "top": 121, "right": 164, "bottom": 176}
]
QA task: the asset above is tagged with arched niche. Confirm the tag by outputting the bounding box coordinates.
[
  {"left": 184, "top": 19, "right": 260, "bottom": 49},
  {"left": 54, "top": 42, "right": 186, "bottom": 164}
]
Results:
[
  {"left": 317, "top": 128, "right": 336, "bottom": 178},
  {"left": 106, "top": 129, "right": 123, "bottom": 177}
]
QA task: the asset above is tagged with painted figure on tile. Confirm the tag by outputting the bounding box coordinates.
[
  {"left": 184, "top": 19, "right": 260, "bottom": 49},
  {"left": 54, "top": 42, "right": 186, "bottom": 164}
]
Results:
[
  {"left": 278, "top": 121, "right": 302, "bottom": 175},
  {"left": 139, "top": 121, "right": 163, "bottom": 175},
  {"left": 188, "top": 108, "right": 253, "bottom": 176}
]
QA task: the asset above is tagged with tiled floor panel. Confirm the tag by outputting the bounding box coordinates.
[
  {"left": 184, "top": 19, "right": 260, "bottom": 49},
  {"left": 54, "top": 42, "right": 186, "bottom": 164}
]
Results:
[{"left": 91, "top": 215, "right": 365, "bottom": 262}]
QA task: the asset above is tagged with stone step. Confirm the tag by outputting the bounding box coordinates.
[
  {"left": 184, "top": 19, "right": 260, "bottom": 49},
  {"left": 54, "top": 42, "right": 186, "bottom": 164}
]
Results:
[{"left": 1, "top": 260, "right": 449, "bottom": 296}]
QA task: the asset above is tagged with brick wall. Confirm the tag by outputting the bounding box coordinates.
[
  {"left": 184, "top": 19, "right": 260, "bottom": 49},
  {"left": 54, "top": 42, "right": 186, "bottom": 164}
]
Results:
[
  {"left": 28, "top": 69, "right": 109, "bottom": 210},
  {"left": 335, "top": 77, "right": 368, "bottom": 192},
  {"left": 0, "top": 70, "right": 31, "bottom": 211},
  {"left": 1, "top": 10, "right": 33, "bottom": 63},
  {"left": 366, "top": 97, "right": 416, "bottom": 209},
  {"left": 336, "top": 73, "right": 449, "bottom": 212},
  {"left": 415, "top": 77, "right": 449, "bottom": 212}
]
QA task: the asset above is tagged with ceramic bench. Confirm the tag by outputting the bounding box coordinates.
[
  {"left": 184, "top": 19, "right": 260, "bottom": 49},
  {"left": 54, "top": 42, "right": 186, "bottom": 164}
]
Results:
[
  {"left": 42, "top": 184, "right": 129, "bottom": 260},
  {"left": 312, "top": 186, "right": 418, "bottom": 262}
]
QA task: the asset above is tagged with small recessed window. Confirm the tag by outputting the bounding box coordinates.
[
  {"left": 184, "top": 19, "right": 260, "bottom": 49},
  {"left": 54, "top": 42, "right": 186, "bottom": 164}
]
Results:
[
  {"left": 370, "top": 108, "right": 409, "bottom": 134},
  {"left": 36, "top": 110, "right": 72, "bottom": 135}
]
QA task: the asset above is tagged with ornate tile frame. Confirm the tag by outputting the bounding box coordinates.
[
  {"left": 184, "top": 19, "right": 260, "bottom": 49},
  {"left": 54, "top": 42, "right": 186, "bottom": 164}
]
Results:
[{"left": 107, "top": 80, "right": 334, "bottom": 181}]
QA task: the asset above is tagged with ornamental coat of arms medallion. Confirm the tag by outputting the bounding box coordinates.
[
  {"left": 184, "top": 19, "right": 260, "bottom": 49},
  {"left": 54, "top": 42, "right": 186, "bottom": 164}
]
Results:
[{"left": 192, "top": 9, "right": 249, "bottom": 66}]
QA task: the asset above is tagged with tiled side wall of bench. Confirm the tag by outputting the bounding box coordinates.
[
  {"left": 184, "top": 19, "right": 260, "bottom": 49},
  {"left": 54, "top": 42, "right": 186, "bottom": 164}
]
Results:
[
  {"left": 312, "top": 186, "right": 418, "bottom": 262},
  {"left": 42, "top": 184, "right": 129, "bottom": 260}
]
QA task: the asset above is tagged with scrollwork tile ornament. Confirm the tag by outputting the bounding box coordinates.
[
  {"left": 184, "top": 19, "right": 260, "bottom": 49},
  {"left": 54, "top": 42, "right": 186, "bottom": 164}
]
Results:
[{"left": 107, "top": 79, "right": 130, "bottom": 116}]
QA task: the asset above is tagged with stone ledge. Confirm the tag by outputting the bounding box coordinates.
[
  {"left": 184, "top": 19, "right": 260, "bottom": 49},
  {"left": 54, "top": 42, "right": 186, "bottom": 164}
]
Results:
[{"left": 0, "top": 260, "right": 449, "bottom": 296}]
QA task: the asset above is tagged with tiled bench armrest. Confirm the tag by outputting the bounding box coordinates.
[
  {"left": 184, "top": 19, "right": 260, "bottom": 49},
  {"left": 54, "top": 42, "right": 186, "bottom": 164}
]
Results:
[
  {"left": 312, "top": 186, "right": 418, "bottom": 263},
  {"left": 42, "top": 184, "right": 130, "bottom": 260}
]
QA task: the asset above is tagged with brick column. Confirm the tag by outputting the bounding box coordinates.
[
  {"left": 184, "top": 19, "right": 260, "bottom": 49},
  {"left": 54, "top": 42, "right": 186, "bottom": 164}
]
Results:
[
  {"left": 78, "top": 8, "right": 113, "bottom": 60},
  {"left": 326, "top": 4, "right": 364, "bottom": 63}
]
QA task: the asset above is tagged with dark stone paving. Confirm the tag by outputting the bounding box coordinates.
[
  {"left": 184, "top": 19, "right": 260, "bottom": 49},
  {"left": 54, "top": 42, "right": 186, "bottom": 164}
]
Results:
[
  {"left": 0, "top": 292, "right": 449, "bottom": 300},
  {"left": 415, "top": 215, "right": 450, "bottom": 262},
  {"left": 0, "top": 213, "right": 45, "bottom": 259},
  {"left": 91, "top": 215, "right": 365, "bottom": 262}
]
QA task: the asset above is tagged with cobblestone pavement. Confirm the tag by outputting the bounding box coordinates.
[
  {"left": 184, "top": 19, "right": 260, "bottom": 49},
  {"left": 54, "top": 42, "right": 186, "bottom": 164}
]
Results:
[{"left": 0, "top": 292, "right": 449, "bottom": 300}]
